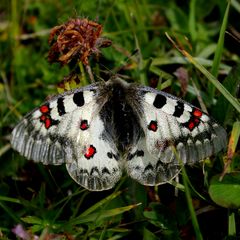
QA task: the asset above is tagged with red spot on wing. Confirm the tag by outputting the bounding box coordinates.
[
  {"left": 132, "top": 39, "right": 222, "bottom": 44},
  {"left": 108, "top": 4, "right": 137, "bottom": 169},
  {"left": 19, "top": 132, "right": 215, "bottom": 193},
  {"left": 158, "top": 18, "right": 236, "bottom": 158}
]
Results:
[
  {"left": 194, "top": 118, "right": 200, "bottom": 124},
  {"left": 148, "top": 120, "right": 158, "bottom": 132},
  {"left": 45, "top": 118, "right": 51, "bottom": 129},
  {"left": 188, "top": 121, "right": 195, "bottom": 130},
  {"left": 40, "top": 115, "right": 46, "bottom": 122},
  {"left": 84, "top": 145, "right": 96, "bottom": 159},
  {"left": 80, "top": 120, "right": 89, "bottom": 130},
  {"left": 40, "top": 105, "right": 50, "bottom": 113},
  {"left": 38, "top": 104, "right": 59, "bottom": 129},
  {"left": 193, "top": 109, "right": 202, "bottom": 117},
  {"left": 183, "top": 108, "right": 203, "bottom": 131}
]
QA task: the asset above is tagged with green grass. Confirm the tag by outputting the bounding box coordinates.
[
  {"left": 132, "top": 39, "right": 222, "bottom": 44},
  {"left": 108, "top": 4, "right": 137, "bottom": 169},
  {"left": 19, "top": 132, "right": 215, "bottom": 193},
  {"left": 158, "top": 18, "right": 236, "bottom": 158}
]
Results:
[{"left": 1, "top": 0, "right": 240, "bottom": 239}]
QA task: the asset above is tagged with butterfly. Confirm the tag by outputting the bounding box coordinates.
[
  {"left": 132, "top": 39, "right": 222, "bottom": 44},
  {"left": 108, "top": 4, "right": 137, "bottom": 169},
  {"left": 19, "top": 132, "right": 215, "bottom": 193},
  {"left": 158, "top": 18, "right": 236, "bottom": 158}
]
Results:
[{"left": 11, "top": 77, "right": 227, "bottom": 191}]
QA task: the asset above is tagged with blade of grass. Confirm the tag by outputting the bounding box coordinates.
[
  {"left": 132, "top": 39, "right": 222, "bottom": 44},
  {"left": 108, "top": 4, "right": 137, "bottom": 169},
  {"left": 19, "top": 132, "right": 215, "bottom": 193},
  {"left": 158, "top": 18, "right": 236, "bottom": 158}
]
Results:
[
  {"left": 0, "top": 143, "right": 11, "bottom": 157},
  {"left": 221, "top": 121, "right": 240, "bottom": 178},
  {"left": 181, "top": 169, "right": 203, "bottom": 240},
  {"left": 123, "top": 2, "right": 147, "bottom": 85},
  {"left": 0, "top": 196, "right": 21, "bottom": 204},
  {"left": 231, "top": 0, "right": 240, "bottom": 13},
  {"left": 0, "top": 201, "right": 21, "bottom": 223},
  {"left": 152, "top": 56, "right": 231, "bottom": 72},
  {"left": 228, "top": 210, "right": 236, "bottom": 236},
  {"left": 189, "top": 0, "right": 197, "bottom": 43},
  {"left": 67, "top": 203, "right": 141, "bottom": 225},
  {"left": 166, "top": 32, "right": 240, "bottom": 113},
  {"left": 209, "top": 1, "right": 231, "bottom": 98},
  {"left": 228, "top": 121, "right": 240, "bottom": 158},
  {"left": 79, "top": 190, "right": 123, "bottom": 217},
  {"left": 172, "top": 147, "right": 203, "bottom": 240}
]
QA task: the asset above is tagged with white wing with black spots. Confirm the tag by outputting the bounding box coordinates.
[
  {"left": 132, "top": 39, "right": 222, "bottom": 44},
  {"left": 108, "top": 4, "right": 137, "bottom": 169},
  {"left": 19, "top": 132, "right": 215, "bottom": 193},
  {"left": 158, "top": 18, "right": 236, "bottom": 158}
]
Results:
[
  {"left": 11, "top": 85, "right": 97, "bottom": 164},
  {"left": 66, "top": 114, "right": 122, "bottom": 191},
  {"left": 124, "top": 86, "right": 227, "bottom": 186},
  {"left": 11, "top": 84, "right": 122, "bottom": 191},
  {"left": 126, "top": 137, "right": 181, "bottom": 186},
  {"left": 134, "top": 87, "right": 227, "bottom": 164}
]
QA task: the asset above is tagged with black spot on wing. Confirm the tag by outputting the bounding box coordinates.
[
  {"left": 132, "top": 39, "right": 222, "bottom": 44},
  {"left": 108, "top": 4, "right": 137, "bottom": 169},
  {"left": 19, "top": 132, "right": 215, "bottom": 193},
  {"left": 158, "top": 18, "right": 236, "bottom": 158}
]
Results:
[
  {"left": 113, "top": 153, "right": 120, "bottom": 161},
  {"left": 173, "top": 101, "right": 184, "bottom": 117},
  {"left": 107, "top": 152, "right": 120, "bottom": 161},
  {"left": 73, "top": 91, "right": 85, "bottom": 107},
  {"left": 80, "top": 168, "right": 89, "bottom": 176},
  {"left": 127, "top": 149, "right": 144, "bottom": 160},
  {"left": 51, "top": 118, "right": 60, "bottom": 126},
  {"left": 57, "top": 97, "right": 66, "bottom": 116},
  {"left": 144, "top": 164, "right": 154, "bottom": 172},
  {"left": 127, "top": 153, "right": 134, "bottom": 161},
  {"left": 90, "top": 167, "right": 100, "bottom": 176},
  {"left": 136, "top": 150, "right": 144, "bottom": 157},
  {"left": 153, "top": 94, "right": 167, "bottom": 109},
  {"left": 102, "top": 167, "right": 110, "bottom": 175}
]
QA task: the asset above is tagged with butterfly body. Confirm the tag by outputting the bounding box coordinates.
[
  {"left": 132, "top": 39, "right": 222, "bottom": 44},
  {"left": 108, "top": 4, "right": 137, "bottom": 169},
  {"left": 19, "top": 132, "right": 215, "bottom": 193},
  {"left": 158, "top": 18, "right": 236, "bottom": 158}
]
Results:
[
  {"left": 11, "top": 78, "right": 227, "bottom": 191},
  {"left": 97, "top": 79, "right": 142, "bottom": 153}
]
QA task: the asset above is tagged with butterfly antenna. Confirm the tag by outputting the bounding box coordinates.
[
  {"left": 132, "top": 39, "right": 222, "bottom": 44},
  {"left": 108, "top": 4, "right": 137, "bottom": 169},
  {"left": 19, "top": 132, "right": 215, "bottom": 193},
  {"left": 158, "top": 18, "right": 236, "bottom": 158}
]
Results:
[
  {"left": 96, "top": 49, "right": 139, "bottom": 82},
  {"left": 94, "top": 63, "right": 115, "bottom": 82},
  {"left": 94, "top": 73, "right": 106, "bottom": 83},
  {"left": 113, "top": 48, "right": 139, "bottom": 74}
]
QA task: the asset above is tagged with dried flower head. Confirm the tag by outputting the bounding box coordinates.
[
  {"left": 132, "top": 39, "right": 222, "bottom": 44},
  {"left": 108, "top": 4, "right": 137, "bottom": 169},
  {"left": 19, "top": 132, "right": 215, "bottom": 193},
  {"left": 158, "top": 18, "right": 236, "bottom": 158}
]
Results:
[{"left": 48, "top": 18, "right": 112, "bottom": 66}]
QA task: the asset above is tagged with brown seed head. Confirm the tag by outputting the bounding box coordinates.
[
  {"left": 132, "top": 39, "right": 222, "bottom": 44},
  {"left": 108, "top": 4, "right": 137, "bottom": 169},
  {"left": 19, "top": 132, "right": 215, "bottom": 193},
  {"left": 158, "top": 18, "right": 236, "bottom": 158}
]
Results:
[{"left": 48, "top": 18, "right": 111, "bottom": 66}]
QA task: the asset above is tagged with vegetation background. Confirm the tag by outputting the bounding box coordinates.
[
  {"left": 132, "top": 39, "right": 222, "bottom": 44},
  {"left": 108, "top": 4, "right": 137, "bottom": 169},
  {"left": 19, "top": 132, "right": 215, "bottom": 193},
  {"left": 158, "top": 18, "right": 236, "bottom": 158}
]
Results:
[{"left": 0, "top": 0, "right": 240, "bottom": 239}]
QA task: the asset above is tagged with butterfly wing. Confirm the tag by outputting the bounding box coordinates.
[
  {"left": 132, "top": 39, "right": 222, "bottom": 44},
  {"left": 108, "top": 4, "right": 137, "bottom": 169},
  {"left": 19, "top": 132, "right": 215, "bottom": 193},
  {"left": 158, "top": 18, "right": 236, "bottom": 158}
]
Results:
[
  {"left": 11, "top": 85, "right": 122, "bottom": 191},
  {"left": 125, "top": 86, "right": 227, "bottom": 186},
  {"left": 65, "top": 112, "right": 122, "bottom": 191},
  {"left": 126, "top": 136, "right": 181, "bottom": 186}
]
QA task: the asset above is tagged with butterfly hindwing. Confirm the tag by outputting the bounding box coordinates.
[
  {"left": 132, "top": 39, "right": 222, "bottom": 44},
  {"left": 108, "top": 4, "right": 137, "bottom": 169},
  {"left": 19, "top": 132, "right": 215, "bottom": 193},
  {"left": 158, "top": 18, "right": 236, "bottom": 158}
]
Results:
[
  {"left": 66, "top": 113, "right": 122, "bottom": 191},
  {"left": 126, "top": 137, "right": 181, "bottom": 186},
  {"left": 11, "top": 84, "right": 122, "bottom": 191}
]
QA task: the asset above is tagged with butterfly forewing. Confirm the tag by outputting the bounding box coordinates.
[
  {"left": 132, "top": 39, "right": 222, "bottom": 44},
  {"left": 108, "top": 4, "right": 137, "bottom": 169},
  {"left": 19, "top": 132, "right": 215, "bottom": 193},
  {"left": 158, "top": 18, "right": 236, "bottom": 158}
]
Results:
[{"left": 12, "top": 85, "right": 96, "bottom": 163}]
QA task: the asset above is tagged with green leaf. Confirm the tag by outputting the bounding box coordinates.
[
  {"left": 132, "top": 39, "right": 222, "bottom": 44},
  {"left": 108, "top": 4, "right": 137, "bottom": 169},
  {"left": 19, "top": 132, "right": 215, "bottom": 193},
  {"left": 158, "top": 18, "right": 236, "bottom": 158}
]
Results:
[
  {"left": 228, "top": 121, "right": 240, "bottom": 160},
  {"left": 68, "top": 203, "right": 141, "bottom": 226},
  {"left": 143, "top": 202, "right": 180, "bottom": 239},
  {"left": 79, "top": 190, "right": 123, "bottom": 217},
  {"left": 209, "top": 1, "right": 231, "bottom": 97},
  {"left": 21, "top": 216, "right": 43, "bottom": 224},
  {"left": 143, "top": 228, "right": 159, "bottom": 240},
  {"left": 228, "top": 210, "right": 236, "bottom": 236},
  {"left": 31, "top": 224, "right": 44, "bottom": 233},
  {"left": 209, "top": 173, "right": 240, "bottom": 208}
]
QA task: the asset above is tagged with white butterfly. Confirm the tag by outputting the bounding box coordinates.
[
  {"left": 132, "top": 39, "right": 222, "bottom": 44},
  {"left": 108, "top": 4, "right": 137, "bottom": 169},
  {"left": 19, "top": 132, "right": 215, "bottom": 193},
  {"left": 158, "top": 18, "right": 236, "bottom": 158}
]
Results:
[{"left": 11, "top": 78, "right": 227, "bottom": 191}]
